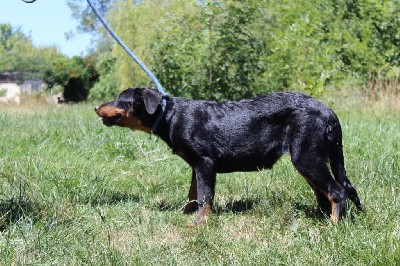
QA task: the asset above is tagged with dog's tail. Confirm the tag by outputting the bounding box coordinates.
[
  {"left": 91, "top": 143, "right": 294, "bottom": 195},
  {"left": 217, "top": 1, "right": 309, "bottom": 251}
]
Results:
[{"left": 326, "top": 115, "right": 364, "bottom": 211}]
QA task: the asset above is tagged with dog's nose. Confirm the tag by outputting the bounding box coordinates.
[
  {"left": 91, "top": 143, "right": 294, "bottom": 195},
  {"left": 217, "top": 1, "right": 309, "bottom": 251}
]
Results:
[{"left": 94, "top": 106, "right": 99, "bottom": 112}]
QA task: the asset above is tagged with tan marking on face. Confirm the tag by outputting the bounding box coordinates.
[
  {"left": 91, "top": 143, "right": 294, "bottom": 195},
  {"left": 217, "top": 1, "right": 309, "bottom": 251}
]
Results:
[
  {"left": 96, "top": 104, "right": 151, "bottom": 133},
  {"left": 120, "top": 116, "right": 151, "bottom": 133},
  {"left": 96, "top": 105, "right": 126, "bottom": 118}
]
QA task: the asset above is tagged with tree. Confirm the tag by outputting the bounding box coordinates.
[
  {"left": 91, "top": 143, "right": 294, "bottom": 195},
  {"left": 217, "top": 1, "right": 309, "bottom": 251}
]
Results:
[
  {"left": 67, "top": 0, "right": 113, "bottom": 34},
  {"left": 152, "top": 0, "right": 267, "bottom": 100},
  {"left": 45, "top": 56, "right": 98, "bottom": 102},
  {"left": 0, "top": 23, "right": 98, "bottom": 102},
  {"left": 69, "top": 0, "right": 400, "bottom": 100},
  {"left": 0, "top": 24, "right": 56, "bottom": 79},
  {"left": 209, "top": 0, "right": 267, "bottom": 99}
]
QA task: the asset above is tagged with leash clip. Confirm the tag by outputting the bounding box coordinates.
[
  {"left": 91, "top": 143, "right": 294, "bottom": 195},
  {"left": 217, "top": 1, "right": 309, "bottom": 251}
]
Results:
[{"left": 161, "top": 94, "right": 169, "bottom": 112}]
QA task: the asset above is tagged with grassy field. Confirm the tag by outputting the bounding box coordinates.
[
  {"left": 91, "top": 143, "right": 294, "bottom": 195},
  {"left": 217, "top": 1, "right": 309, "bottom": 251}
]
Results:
[{"left": 0, "top": 97, "right": 399, "bottom": 265}]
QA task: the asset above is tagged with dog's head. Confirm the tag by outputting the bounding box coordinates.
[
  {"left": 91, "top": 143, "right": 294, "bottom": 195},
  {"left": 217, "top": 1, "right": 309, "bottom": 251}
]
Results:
[{"left": 94, "top": 87, "right": 163, "bottom": 132}]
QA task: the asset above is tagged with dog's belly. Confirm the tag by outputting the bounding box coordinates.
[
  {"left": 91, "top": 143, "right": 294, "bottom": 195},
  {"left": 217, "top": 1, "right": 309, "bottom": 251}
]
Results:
[{"left": 215, "top": 151, "right": 282, "bottom": 173}]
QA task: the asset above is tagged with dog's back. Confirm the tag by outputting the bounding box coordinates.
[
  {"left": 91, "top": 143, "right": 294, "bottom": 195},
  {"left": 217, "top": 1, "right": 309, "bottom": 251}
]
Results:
[{"left": 168, "top": 92, "right": 337, "bottom": 172}]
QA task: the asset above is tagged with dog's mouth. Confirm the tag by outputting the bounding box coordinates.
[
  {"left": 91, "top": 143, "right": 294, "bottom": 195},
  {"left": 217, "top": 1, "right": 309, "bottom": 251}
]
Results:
[{"left": 102, "top": 115, "right": 123, "bottom": 127}]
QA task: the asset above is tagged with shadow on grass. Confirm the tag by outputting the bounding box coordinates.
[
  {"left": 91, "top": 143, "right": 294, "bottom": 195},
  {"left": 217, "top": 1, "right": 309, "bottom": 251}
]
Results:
[
  {"left": 292, "top": 202, "right": 362, "bottom": 222},
  {"left": 150, "top": 195, "right": 331, "bottom": 221},
  {"left": 217, "top": 199, "right": 258, "bottom": 214},
  {"left": 292, "top": 202, "right": 325, "bottom": 219},
  {"left": 154, "top": 198, "right": 259, "bottom": 214},
  {"left": 0, "top": 197, "right": 43, "bottom": 231}
]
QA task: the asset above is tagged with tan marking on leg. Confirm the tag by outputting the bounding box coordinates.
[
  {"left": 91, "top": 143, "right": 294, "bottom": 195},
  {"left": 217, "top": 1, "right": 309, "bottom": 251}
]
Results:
[
  {"left": 326, "top": 194, "right": 339, "bottom": 223},
  {"left": 188, "top": 204, "right": 212, "bottom": 227}
]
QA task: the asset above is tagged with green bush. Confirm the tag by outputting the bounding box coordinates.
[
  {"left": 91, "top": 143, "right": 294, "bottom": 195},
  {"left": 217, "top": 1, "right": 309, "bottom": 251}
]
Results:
[
  {"left": 70, "top": 0, "right": 400, "bottom": 99},
  {"left": 152, "top": 0, "right": 267, "bottom": 100},
  {"left": 88, "top": 54, "right": 119, "bottom": 100},
  {"left": 45, "top": 56, "right": 98, "bottom": 102},
  {"left": 1, "top": 24, "right": 99, "bottom": 102}
]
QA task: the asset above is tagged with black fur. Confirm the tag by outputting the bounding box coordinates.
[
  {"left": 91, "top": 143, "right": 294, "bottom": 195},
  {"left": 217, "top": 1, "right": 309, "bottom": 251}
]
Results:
[{"left": 95, "top": 87, "right": 363, "bottom": 224}]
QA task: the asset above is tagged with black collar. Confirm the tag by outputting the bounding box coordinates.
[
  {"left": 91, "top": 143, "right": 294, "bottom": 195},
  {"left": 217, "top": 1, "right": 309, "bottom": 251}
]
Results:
[{"left": 151, "top": 94, "right": 169, "bottom": 133}]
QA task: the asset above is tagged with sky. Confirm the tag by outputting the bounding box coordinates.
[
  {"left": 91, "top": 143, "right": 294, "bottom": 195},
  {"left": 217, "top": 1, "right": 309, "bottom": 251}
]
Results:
[{"left": 0, "top": 0, "right": 93, "bottom": 57}]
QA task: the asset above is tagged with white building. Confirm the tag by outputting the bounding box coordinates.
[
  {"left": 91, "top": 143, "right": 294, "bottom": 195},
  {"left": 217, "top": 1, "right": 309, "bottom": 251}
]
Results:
[{"left": 0, "top": 71, "right": 44, "bottom": 103}]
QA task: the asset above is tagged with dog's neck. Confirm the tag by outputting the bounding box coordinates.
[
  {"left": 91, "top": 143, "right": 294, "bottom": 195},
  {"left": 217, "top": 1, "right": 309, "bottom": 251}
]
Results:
[
  {"left": 146, "top": 102, "right": 174, "bottom": 148},
  {"left": 150, "top": 95, "right": 169, "bottom": 133}
]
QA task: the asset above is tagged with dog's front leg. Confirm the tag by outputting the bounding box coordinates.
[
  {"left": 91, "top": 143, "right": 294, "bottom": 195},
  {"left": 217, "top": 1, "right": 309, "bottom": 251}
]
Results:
[
  {"left": 191, "top": 157, "right": 216, "bottom": 225},
  {"left": 183, "top": 170, "right": 198, "bottom": 214}
]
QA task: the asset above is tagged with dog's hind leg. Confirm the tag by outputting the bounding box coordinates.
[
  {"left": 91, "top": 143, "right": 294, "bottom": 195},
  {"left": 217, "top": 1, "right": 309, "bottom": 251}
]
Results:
[
  {"left": 292, "top": 156, "right": 347, "bottom": 223},
  {"left": 304, "top": 179, "right": 331, "bottom": 214},
  {"left": 183, "top": 170, "right": 198, "bottom": 214},
  {"left": 329, "top": 142, "right": 364, "bottom": 211}
]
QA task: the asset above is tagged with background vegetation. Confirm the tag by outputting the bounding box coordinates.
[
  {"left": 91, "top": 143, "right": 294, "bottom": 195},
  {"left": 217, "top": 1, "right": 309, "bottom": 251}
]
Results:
[
  {"left": 68, "top": 0, "right": 400, "bottom": 100},
  {"left": 2, "top": 0, "right": 400, "bottom": 101},
  {"left": 0, "top": 24, "right": 97, "bottom": 102}
]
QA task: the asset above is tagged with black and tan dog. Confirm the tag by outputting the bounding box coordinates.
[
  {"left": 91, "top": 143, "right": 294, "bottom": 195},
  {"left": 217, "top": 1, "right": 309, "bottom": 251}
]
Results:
[{"left": 95, "top": 87, "right": 363, "bottom": 225}]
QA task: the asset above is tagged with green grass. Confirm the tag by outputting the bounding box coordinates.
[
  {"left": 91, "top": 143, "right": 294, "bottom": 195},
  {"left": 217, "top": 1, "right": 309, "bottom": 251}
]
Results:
[{"left": 0, "top": 100, "right": 399, "bottom": 265}]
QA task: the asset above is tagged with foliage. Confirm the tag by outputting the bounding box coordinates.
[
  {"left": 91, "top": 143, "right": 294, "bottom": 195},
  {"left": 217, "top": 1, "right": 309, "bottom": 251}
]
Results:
[
  {"left": 78, "top": 0, "right": 400, "bottom": 100},
  {"left": 0, "top": 24, "right": 56, "bottom": 79},
  {"left": 6, "top": 0, "right": 400, "bottom": 100},
  {"left": 106, "top": 0, "right": 161, "bottom": 89},
  {"left": 211, "top": 0, "right": 267, "bottom": 99},
  {"left": 89, "top": 53, "right": 119, "bottom": 100},
  {"left": 262, "top": 0, "right": 343, "bottom": 95},
  {"left": 45, "top": 56, "right": 99, "bottom": 102},
  {"left": 151, "top": 0, "right": 267, "bottom": 100},
  {"left": 0, "top": 24, "right": 98, "bottom": 102},
  {"left": 67, "top": 0, "right": 113, "bottom": 34},
  {"left": 0, "top": 24, "right": 29, "bottom": 52}
]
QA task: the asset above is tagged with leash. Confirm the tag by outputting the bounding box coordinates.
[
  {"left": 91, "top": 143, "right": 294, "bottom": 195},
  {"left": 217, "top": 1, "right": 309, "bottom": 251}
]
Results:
[
  {"left": 22, "top": 0, "right": 169, "bottom": 116},
  {"left": 85, "top": 0, "right": 169, "bottom": 133},
  {"left": 85, "top": 1, "right": 167, "bottom": 97}
]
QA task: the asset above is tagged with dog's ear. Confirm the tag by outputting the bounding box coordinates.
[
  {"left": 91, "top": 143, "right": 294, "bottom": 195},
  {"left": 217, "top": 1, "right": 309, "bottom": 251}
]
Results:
[{"left": 142, "top": 88, "right": 161, "bottom": 115}]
